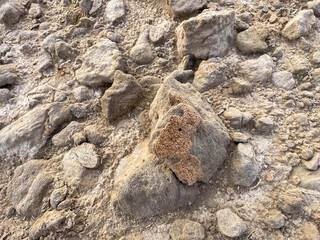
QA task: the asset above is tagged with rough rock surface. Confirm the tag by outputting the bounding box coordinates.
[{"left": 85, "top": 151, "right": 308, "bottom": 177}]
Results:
[
  {"left": 0, "top": 64, "right": 17, "bottom": 87},
  {"left": 169, "top": 219, "right": 205, "bottom": 240},
  {"left": 130, "top": 27, "right": 154, "bottom": 65},
  {"left": 272, "top": 71, "right": 295, "bottom": 90},
  {"left": 168, "top": 0, "right": 207, "bottom": 16},
  {"left": 176, "top": 9, "right": 235, "bottom": 59},
  {"left": 0, "top": 2, "right": 24, "bottom": 27},
  {"left": 105, "top": 0, "right": 125, "bottom": 23},
  {"left": 67, "top": 143, "right": 100, "bottom": 169},
  {"left": 216, "top": 208, "right": 247, "bottom": 238}
]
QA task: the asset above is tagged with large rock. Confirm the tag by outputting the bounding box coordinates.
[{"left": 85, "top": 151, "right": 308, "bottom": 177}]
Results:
[
  {"left": 149, "top": 73, "right": 230, "bottom": 186},
  {"left": 236, "top": 23, "right": 268, "bottom": 54},
  {"left": 176, "top": 9, "right": 235, "bottom": 59},
  {"left": 105, "top": 0, "right": 125, "bottom": 23},
  {"left": 7, "top": 160, "right": 53, "bottom": 217},
  {"left": 216, "top": 208, "right": 247, "bottom": 238},
  {"left": 282, "top": 10, "right": 316, "bottom": 40},
  {"left": 192, "top": 60, "right": 227, "bottom": 93},
  {"left": 229, "top": 143, "right": 259, "bottom": 187},
  {"left": 0, "top": 2, "right": 25, "bottom": 27},
  {"left": 101, "top": 71, "right": 143, "bottom": 122},
  {"left": 0, "top": 64, "right": 17, "bottom": 87},
  {"left": 239, "top": 54, "right": 274, "bottom": 83},
  {"left": 111, "top": 141, "right": 199, "bottom": 218},
  {"left": 169, "top": 219, "right": 205, "bottom": 240},
  {"left": 168, "top": 0, "right": 207, "bottom": 16},
  {"left": 76, "top": 39, "right": 124, "bottom": 87}
]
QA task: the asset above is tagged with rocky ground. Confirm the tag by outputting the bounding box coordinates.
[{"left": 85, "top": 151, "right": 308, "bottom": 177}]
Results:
[{"left": 1, "top": 0, "right": 320, "bottom": 239}]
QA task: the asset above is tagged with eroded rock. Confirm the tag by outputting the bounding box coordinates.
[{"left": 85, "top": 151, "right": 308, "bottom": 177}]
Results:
[
  {"left": 272, "top": 71, "right": 295, "bottom": 90},
  {"left": 168, "top": 0, "right": 207, "bottom": 16},
  {"left": 216, "top": 208, "right": 247, "bottom": 238},
  {"left": 0, "top": 64, "right": 17, "bottom": 87},
  {"left": 0, "top": 2, "right": 25, "bottom": 27},
  {"left": 169, "top": 219, "right": 205, "bottom": 240},
  {"left": 105, "top": 0, "right": 125, "bottom": 23},
  {"left": 130, "top": 27, "right": 154, "bottom": 65}
]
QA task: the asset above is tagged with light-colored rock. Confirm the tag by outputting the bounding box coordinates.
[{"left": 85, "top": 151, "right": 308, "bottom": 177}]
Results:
[
  {"left": 101, "top": 71, "right": 143, "bottom": 122},
  {"left": 282, "top": 10, "right": 316, "bottom": 40},
  {"left": 301, "top": 222, "right": 320, "bottom": 240},
  {"left": 239, "top": 54, "right": 274, "bottom": 83},
  {"left": 169, "top": 219, "right": 205, "bottom": 240},
  {"left": 29, "top": 3, "right": 42, "bottom": 18},
  {"left": 236, "top": 23, "right": 268, "bottom": 54},
  {"left": 278, "top": 193, "right": 303, "bottom": 215},
  {"left": 149, "top": 20, "right": 172, "bottom": 44},
  {"left": 289, "top": 56, "right": 311, "bottom": 74},
  {"left": 0, "top": 88, "right": 13, "bottom": 103},
  {"left": 62, "top": 149, "right": 86, "bottom": 186},
  {"left": 105, "top": 0, "right": 125, "bottom": 23},
  {"left": 303, "top": 154, "right": 320, "bottom": 171},
  {"left": 50, "top": 187, "right": 68, "bottom": 209},
  {"left": 76, "top": 39, "right": 124, "bottom": 87},
  {"left": 272, "top": 71, "right": 295, "bottom": 90},
  {"left": 311, "top": 51, "right": 320, "bottom": 64},
  {"left": 0, "top": 64, "right": 17, "bottom": 87},
  {"left": 292, "top": 166, "right": 320, "bottom": 191},
  {"left": 130, "top": 27, "right": 154, "bottom": 65},
  {"left": 176, "top": 9, "right": 235, "bottom": 59},
  {"left": 79, "top": 0, "right": 92, "bottom": 15},
  {"left": 231, "top": 78, "right": 252, "bottom": 94},
  {"left": 264, "top": 209, "right": 286, "bottom": 229},
  {"left": 192, "top": 60, "right": 227, "bottom": 92},
  {"left": 89, "top": 0, "right": 103, "bottom": 15},
  {"left": 168, "top": 0, "right": 207, "bottom": 16},
  {"left": 300, "top": 147, "right": 313, "bottom": 160},
  {"left": 149, "top": 72, "right": 230, "bottom": 185},
  {"left": 230, "top": 143, "right": 259, "bottom": 187},
  {"left": 308, "top": 0, "right": 320, "bottom": 17},
  {"left": 73, "top": 86, "right": 94, "bottom": 102},
  {"left": 68, "top": 143, "right": 100, "bottom": 169},
  {"left": 255, "top": 116, "right": 275, "bottom": 133},
  {"left": 0, "top": 2, "right": 24, "bottom": 26},
  {"left": 216, "top": 208, "right": 247, "bottom": 238},
  {"left": 52, "top": 121, "right": 83, "bottom": 147}
]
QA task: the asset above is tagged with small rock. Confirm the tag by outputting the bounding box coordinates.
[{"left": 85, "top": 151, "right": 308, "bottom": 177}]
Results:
[
  {"left": 52, "top": 121, "right": 83, "bottom": 147},
  {"left": 55, "top": 41, "right": 77, "bottom": 61},
  {"left": 89, "top": 0, "right": 103, "bottom": 15},
  {"left": 0, "top": 88, "right": 13, "bottom": 103},
  {"left": 0, "top": 2, "right": 25, "bottom": 27},
  {"left": 289, "top": 56, "right": 311, "bottom": 74},
  {"left": 223, "top": 108, "right": 243, "bottom": 128},
  {"left": 231, "top": 132, "right": 250, "bottom": 143},
  {"left": 308, "top": 0, "right": 320, "bottom": 17},
  {"left": 5, "top": 206, "right": 15, "bottom": 217},
  {"left": 168, "top": 0, "right": 207, "bottom": 16},
  {"left": 170, "top": 70, "right": 194, "bottom": 84},
  {"left": 278, "top": 193, "right": 303, "bottom": 215},
  {"left": 230, "top": 143, "right": 259, "bottom": 187},
  {"left": 303, "top": 154, "right": 320, "bottom": 171},
  {"left": 231, "top": 78, "right": 252, "bottom": 94},
  {"left": 72, "top": 131, "right": 86, "bottom": 145},
  {"left": 300, "top": 147, "right": 314, "bottom": 160},
  {"left": 101, "top": 71, "right": 142, "bottom": 122},
  {"left": 29, "top": 3, "right": 42, "bottom": 18},
  {"left": 272, "top": 71, "right": 295, "bottom": 90},
  {"left": 50, "top": 187, "right": 67, "bottom": 208},
  {"left": 48, "top": 103, "right": 71, "bottom": 130},
  {"left": 311, "top": 51, "right": 320, "bottom": 64},
  {"left": 255, "top": 116, "right": 275, "bottom": 133},
  {"left": 236, "top": 23, "right": 268, "bottom": 54},
  {"left": 105, "top": 0, "right": 125, "bottom": 23},
  {"left": 282, "top": 10, "right": 316, "bottom": 40},
  {"left": 79, "top": 0, "right": 92, "bottom": 15},
  {"left": 216, "top": 208, "right": 247, "bottom": 238},
  {"left": 0, "top": 64, "right": 17, "bottom": 87},
  {"left": 130, "top": 27, "right": 154, "bottom": 65},
  {"left": 264, "top": 209, "right": 286, "bottom": 229},
  {"left": 292, "top": 166, "right": 320, "bottom": 191},
  {"left": 149, "top": 20, "right": 172, "bottom": 44},
  {"left": 84, "top": 125, "right": 105, "bottom": 145},
  {"left": 73, "top": 86, "right": 94, "bottom": 102},
  {"left": 193, "top": 61, "right": 227, "bottom": 93},
  {"left": 301, "top": 222, "right": 320, "bottom": 240},
  {"left": 38, "top": 51, "right": 54, "bottom": 75},
  {"left": 68, "top": 143, "right": 100, "bottom": 169},
  {"left": 169, "top": 219, "right": 205, "bottom": 240},
  {"left": 176, "top": 9, "right": 235, "bottom": 59}
]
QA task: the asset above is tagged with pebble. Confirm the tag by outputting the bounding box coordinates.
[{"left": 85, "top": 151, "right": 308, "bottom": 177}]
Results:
[{"left": 216, "top": 208, "right": 247, "bottom": 238}]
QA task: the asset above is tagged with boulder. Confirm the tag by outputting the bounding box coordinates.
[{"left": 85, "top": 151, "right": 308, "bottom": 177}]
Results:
[
  {"left": 105, "top": 0, "right": 125, "bottom": 23},
  {"left": 176, "top": 9, "right": 235, "bottom": 59},
  {"left": 239, "top": 54, "right": 274, "bottom": 83},
  {"left": 76, "top": 39, "right": 124, "bottom": 87},
  {"left": 229, "top": 143, "right": 259, "bottom": 187},
  {"left": 149, "top": 73, "right": 230, "bottom": 186},
  {"left": 101, "top": 71, "right": 143, "bottom": 122},
  {"left": 216, "top": 208, "right": 247, "bottom": 238},
  {"left": 111, "top": 141, "right": 199, "bottom": 218},
  {"left": 169, "top": 219, "right": 205, "bottom": 240},
  {"left": 168, "top": 0, "right": 207, "bottom": 16},
  {"left": 0, "top": 2, "right": 25, "bottom": 27},
  {"left": 192, "top": 60, "right": 227, "bottom": 92},
  {"left": 130, "top": 27, "right": 154, "bottom": 65},
  {"left": 7, "top": 160, "right": 53, "bottom": 217},
  {"left": 236, "top": 23, "right": 269, "bottom": 54},
  {"left": 282, "top": 10, "right": 316, "bottom": 40},
  {"left": 272, "top": 71, "right": 295, "bottom": 90},
  {"left": 0, "top": 64, "right": 17, "bottom": 87}
]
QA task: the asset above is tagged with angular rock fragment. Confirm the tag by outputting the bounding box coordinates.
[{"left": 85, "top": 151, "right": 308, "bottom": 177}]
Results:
[
  {"left": 68, "top": 143, "right": 100, "bottom": 169},
  {"left": 255, "top": 116, "right": 275, "bottom": 133},
  {"left": 236, "top": 23, "right": 268, "bottom": 54},
  {"left": 230, "top": 143, "right": 259, "bottom": 187},
  {"left": 130, "top": 27, "right": 154, "bottom": 65},
  {"left": 170, "top": 219, "right": 205, "bottom": 240},
  {"left": 168, "top": 0, "right": 207, "bottom": 16},
  {"left": 264, "top": 209, "right": 286, "bottom": 229},
  {"left": 231, "top": 78, "right": 252, "bottom": 94},
  {"left": 0, "top": 88, "right": 13, "bottom": 103},
  {"left": 278, "top": 193, "right": 303, "bottom": 215},
  {"left": 149, "top": 72, "right": 230, "bottom": 185},
  {"left": 308, "top": 0, "right": 320, "bottom": 17},
  {"left": 50, "top": 187, "right": 67, "bottom": 209},
  {"left": 176, "top": 9, "right": 235, "bottom": 59},
  {"left": 29, "top": 3, "right": 42, "bottom": 19},
  {"left": 52, "top": 121, "right": 82, "bottom": 147},
  {"left": 79, "top": 0, "right": 92, "bottom": 15},
  {"left": 272, "top": 71, "right": 295, "bottom": 90},
  {"left": 55, "top": 41, "right": 77, "bottom": 61},
  {"left": 76, "top": 39, "right": 124, "bottom": 87},
  {"left": 111, "top": 141, "right": 199, "bottom": 218},
  {"left": 239, "top": 54, "right": 274, "bottom": 83},
  {"left": 105, "top": 0, "right": 125, "bottom": 23},
  {"left": 0, "top": 2, "right": 25, "bottom": 27},
  {"left": 90, "top": 0, "right": 103, "bottom": 15},
  {"left": 292, "top": 166, "right": 320, "bottom": 191},
  {"left": 149, "top": 20, "right": 172, "bottom": 44},
  {"left": 282, "top": 10, "right": 316, "bottom": 40},
  {"left": 0, "top": 64, "right": 17, "bottom": 87},
  {"left": 216, "top": 208, "right": 247, "bottom": 238},
  {"left": 303, "top": 154, "right": 320, "bottom": 171},
  {"left": 192, "top": 60, "right": 227, "bottom": 92},
  {"left": 101, "top": 71, "right": 142, "bottom": 122},
  {"left": 62, "top": 149, "right": 87, "bottom": 186}
]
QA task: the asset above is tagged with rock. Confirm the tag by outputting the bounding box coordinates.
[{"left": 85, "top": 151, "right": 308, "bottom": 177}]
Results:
[
  {"left": 55, "top": 41, "right": 77, "bottom": 61},
  {"left": 149, "top": 72, "right": 230, "bottom": 185},
  {"left": 89, "top": 0, "right": 103, "bottom": 15},
  {"left": 308, "top": 0, "right": 320, "bottom": 17},
  {"left": 76, "top": 39, "right": 124, "bottom": 87},
  {"left": 292, "top": 166, "right": 320, "bottom": 191},
  {"left": 29, "top": 3, "right": 42, "bottom": 18},
  {"left": 303, "top": 154, "right": 320, "bottom": 171},
  {"left": 52, "top": 121, "right": 83, "bottom": 147},
  {"left": 105, "top": 0, "right": 125, "bottom": 23},
  {"left": 168, "top": 0, "right": 207, "bottom": 16},
  {"left": 176, "top": 9, "right": 235, "bottom": 59},
  {"left": 68, "top": 143, "right": 100, "bottom": 169},
  {"left": 72, "top": 132, "right": 86, "bottom": 145},
  {"left": 192, "top": 61, "right": 227, "bottom": 93},
  {"left": 289, "top": 56, "right": 311, "bottom": 74},
  {"left": 272, "top": 71, "right": 295, "bottom": 90},
  {"left": 311, "top": 51, "right": 320, "bottom": 64},
  {"left": 0, "top": 88, "right": 13, "bottom": 103},
  {"left": 130, "top": 27, "right": 154, "bottom": 65},
  {"left": 79, "top": 0, "right": 92, "bottom": 15},
  {"left": 239, "top": 54, "right": 274, "bottom": 83},
  {"left": 149, "top": 20, "right": 172, "bottom": 44},
  {"left": 7, "top": 160, "right": 53, "bottom": 217},
  {"left": 255, "top": 116, "right": 275, "bottom": 133},
  {"left": 0, "top": 64, "right": 17, "bottom": 87},
  {"left": 169, "top": 219, "right": 205, "bottom": 240},
  {"left": 231, "top": 78, "right": 252, "bottom": 95},
  {"left": 0, "top": 2, "right": 25, "bottom": 27},
  {"left": 73, "top": 86, "right": 94, "bottom": 102},
  {"left": 300, "top": 147, "right": 313, "bottom": 160},
  {"left": 50, "top": 187, "right": 68, "bottom": 209},
  {"left": 47, "top": 103, "right": 71, "bottom": 130},
  {"left": 229, "top": 143, "right": 259, "bottom": 187},
  {"left": 216, "top": 208, "right": 247, "bottom": 238},
  {"left": 236, "top": 23, "right": 268, "bottom": 54},
  {"left": 301, "top": 222, "right": 320, "bottom": 240},
  {"left": 223, "top": 108, "right": 252, "bottom": 128},
  {"left": 37, "top": 51, "right": 54, "bottom": 75},
  {"left": 111, "top": 141, "right": 199, "bottom": 218},
  {"left": 231, "top": 132, "right": 250, "bottom": 143},
  {"left": 84, "top": 125, "right": 105, "bottom": 145},
  {"left": 278, "top": 193, "right": 303, "bottom": 215},
  {"left": 282, "top": 10, "right": 316, "bottom": 40},
  {"left": 264, "top": 209, "right": 286, "bottom": 229},
  {"left": 62, "top": 149, "right": 87, "bottom": 186},
  {"left": 41, "top": 33, "right": 63, "bottom": 55},
  {"left": 29, "top": 210, "right": 67, "bottom": 239},
  {"left": 171, "top": 70, "right": 194, "bottom": 84},
  {"left": 101, "top": 71, "right": 143, "bottom": 122}
]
